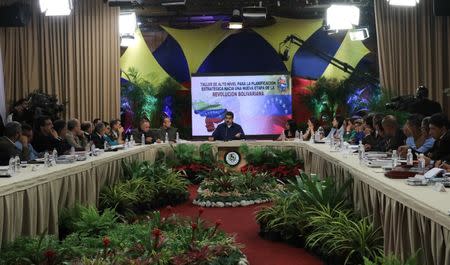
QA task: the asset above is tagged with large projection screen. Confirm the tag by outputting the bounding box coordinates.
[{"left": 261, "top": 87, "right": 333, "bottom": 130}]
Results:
[{"left": 191, "top": 73, "right": 292, "bottom": 137}]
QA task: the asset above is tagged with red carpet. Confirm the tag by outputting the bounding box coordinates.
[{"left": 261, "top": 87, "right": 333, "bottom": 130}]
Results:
[{"left": 160, "top": 186, "right": 323, "bottom": 265}]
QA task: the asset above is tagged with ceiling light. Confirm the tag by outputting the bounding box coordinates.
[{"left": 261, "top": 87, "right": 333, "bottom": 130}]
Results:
[
  {"left": 40, "top": 0, "right": 72, "bottom": 16},
  {"left": 228, "top": 9, "right": 243, "bottom": 30},
  {"left": 120, "top": 12, "right": 137, "bottom": 36},
  {"left": 349, "top": 28, "right": 370, "bottom": 41},
  {"left": 387, "top": 0, "right": 419, "bottom": 6},
  {"left": 161, "top": 0, "right": 186, "bottom": 6},
  {"left": 326, "top": 5, "right": 360, "bottom": 30}
]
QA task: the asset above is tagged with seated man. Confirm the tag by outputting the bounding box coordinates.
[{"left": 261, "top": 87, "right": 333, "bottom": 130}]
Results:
[
  {"left": 53, "top": 120, "right": 73, "bottom": 154},
  {"left": 132, "top": 119, "right": 155, "bottom": 144},
  {"left": 0, "top": 122, "right": 30, "bottom": 165},
  {"left": 109, "top": 119, "right": 124, "bottom": 144},
  {"left": 91, "top": 122, "right": 107, "bottom": 149},
  {"left": 209, "top": 111, "right": 245, "bottom": 141},
  {"left": 381, "top": 115, "right": 406, "bottom": 152},
  {"left": 66, "top": 119, "right": 88, "bottom": 151},
  {"left": 156, "top": 117, "right": 177, "bottom": 142},
  {"left": 426, "top": 113, "right": 450, "bottom": 164},
  {"left": 81, "top": 121, "right": 93, "bottom": 142},
  {"left": 15, "top": 123, "right": 39, "bottom": 160},
  {"left": 32, "top": 116, "right": 62, "bottom": 153}
]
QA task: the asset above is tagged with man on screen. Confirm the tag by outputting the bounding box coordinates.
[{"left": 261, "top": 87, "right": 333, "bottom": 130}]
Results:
[{"left": 208, "top": 111, "right": 245, "bottom": 141}]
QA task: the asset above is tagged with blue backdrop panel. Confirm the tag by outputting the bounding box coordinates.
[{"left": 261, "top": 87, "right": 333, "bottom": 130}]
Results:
[
  {"left": 153, "top": 35, "right": 191, "bottom": 83},
  {"left": 291, "top": 30, "right": 346, "bottom": 79},
  {"left": 197, "top": 31, "right": 287, "bottom": 74}
]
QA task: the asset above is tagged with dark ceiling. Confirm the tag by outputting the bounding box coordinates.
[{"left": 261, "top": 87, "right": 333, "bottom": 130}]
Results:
[{"left": 117, "top": 0, "right": 372, "bottom": 30}]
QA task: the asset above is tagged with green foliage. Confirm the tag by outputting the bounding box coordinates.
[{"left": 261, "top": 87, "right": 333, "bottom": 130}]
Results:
[
  {"left": 100, "top": 161, "right": 189, "bottom": 217},
  {"left": 59, "top": 204, "right": 117, "bottom": 237},
  {"left": 302, "top": 77, "right": 355, "bottom": 119},
  {"left": 286, "top": 173, "right": 352, "bottom": 209},
  {"left": 121, "top": 67, "right": 158, "bottom": 124},
  {"left": 306, "top": 205, "right": 383, "bottom": 264},
  {"left": 364, "top": 250, "right": 421, "bottom": 265},
  {"left": 1, "top": 212, "right": 245, "bottom": 265},
  {"left": 240, "top": 144, "right": 302, "bottom": 168},
  {"left": 172, "top": 143, "right": 216, "bottom": 166}
]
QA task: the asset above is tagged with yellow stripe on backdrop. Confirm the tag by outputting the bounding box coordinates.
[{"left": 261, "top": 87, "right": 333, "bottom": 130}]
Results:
[
  {"left": 252, "top": 17, "right": 323, "bottom": 72},
  {"left": 321, "top": 32, "right": 371, "bottom": 80},
  {"left": 120, "top": 29, "right": 172, "bottom": 88},
  {"left": 161, "top": 22, "right": 233, "bottom": 75}
]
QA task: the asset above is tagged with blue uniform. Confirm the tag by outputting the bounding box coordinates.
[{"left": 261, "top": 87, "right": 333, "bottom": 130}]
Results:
[{"left": 212, "top": 123, "right": 245, "bottom": 141}]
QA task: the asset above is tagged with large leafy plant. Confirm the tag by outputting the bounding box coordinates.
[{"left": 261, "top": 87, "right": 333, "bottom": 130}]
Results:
[
  {"left": 172, "top": 143, "right": 216, "bottom": 184},
  {"left": 364, "top": 251, "right": 421, "bottom": 265}
]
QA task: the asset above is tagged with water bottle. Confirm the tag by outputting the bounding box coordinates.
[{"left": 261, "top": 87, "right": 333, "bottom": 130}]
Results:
[
  {"left": 358, "top": 141, "right": 365, "bottom": 164},
  {"left": 91, "top": 144, "right": 96, "bottom": 156},
  {"left": 176, "top": 132, "right": 180, "bottom": 143},
  {"left": 130, "top": 135, "right": 135, "bottom": 146},
  {"left": 406, "top": 149, "right": 413, "bottom": 166},
  {"left": 418, "top": 153, "right": 426, "bottom": 173},
  {"left": 44, "top": 151, "right": 50, "bottom": 167},
  {"left": 299, "top": 130, "right": 303, "bottom": 142},
  {"left": 392, "top": 150, "right": 398, "bottom": 168},
  {"left": 8, "top": 157, "right": 15, "bottom": 175},
  {"left": 14, "top": 155, "right": 20, "bottom": 172},
  {"left": 330, "top": 135, "right": 335, "bottom": 148},
  {"left": 104, "top": 141, "right": 108, "bottom": 151},
  {"left": 309, "top": 132, "right": 315, "bottom": 143},
  {"left": 70, "top": 146, "right": 75, "bottom": 156},
  {"left": 141, "top": 134, "right": 145, "bottom": 146},
  {"left": 124, "top": 138, "right": 129, "bottom": 149},
  {"left": 318, "top": 127, "right": 324, "bottom": 139},
  {"left": 281, "top": 132, "right": 286, "bottom": 141},
  {"left": 51, "top": 149, "right": 58, "bottom": 166},
  {"left": 165, "top": 132, "right": 169, "bottom": 143}
]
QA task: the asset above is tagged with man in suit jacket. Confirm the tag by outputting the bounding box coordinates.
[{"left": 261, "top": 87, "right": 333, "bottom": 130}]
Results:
[
  {"left": 209, "top": 111, "right": 245, "bottom": 141},
  {"left": 426, "top": 113, "right": 450, "bottom": 164},
  {"left": 132, "top": 119, "right": 155, "bottom": 144},
  {"left": 0, "top": 122, "right": 30, "bottom": 165},
  {"left": 66, "top": 119, "right": 88, "bottom": 151},
  {"left": 156, "top": 117, "right": 177, "bottom": 142}
]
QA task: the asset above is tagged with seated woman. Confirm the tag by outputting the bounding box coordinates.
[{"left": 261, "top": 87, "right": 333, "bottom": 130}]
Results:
[
  {"left": 365, "top": 113, "right": 387, "bottom": 151},
  {"left": 302, "top": 117, "right": 320, "bottom": 141},
  {"left": 277, "top": 119, "right": 298, "bottom": 140},
  {"left": 342, "top": 118, "right": 356, "bottom": 143},
  {"left": 398, "top": 115, "right": 434, "bottom": 157},
  {"left": 326, "top": 114, "right": 344, "bottom": 140}
]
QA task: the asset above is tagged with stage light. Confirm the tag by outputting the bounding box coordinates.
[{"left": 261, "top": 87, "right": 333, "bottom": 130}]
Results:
[
  {"left": 349, "top": 28, "right": 369, "bottom": 41},
  {"left": 228, "top": 9, "right": 243, "bottom": 29},
  {"left": 326, "top": 5, "right": 360, "bottom": 30},
  {"left": 387, "top": 0, "right": 419, "bottom": 6},
  {"left": 39, "top": 0, "right": 72, "bottom": 16},
  {"left": 120, "top": 35, "right": 136, "bottom": 47},
  {"left": 119, "top": 12, "right": 137, "bottom": 36}
]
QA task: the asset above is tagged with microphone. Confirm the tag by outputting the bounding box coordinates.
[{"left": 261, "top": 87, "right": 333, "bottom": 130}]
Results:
[{"left": 279, "top": 47, "right": 290, "bottom": 61}]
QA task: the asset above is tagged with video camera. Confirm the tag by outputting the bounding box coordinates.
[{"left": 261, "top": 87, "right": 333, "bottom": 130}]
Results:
[{"left": 385, "top": 95, "right": 416, "bottom": 111}]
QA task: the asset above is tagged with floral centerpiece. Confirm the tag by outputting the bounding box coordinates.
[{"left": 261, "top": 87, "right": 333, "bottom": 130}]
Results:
[
  {"left": 194, "top": 168, "right": 283, "bottom": 208},
  {"left": 239, "top": 144, "right": 303, "bottom": 180}
]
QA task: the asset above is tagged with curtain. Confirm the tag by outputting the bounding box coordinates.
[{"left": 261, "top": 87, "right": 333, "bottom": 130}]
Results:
[
  {"left": 0, "top": 47, "right": 5, "bottom": 124},
  {"left": 0, "top": 0, "right": 120, "bottom": 121},
  {"left": 374, "top": 0, "right": 450, "bottom": 114}
]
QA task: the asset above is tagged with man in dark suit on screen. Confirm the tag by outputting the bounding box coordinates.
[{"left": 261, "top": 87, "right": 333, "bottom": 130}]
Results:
[{"left": 208, "top": 111, "right": 245, "bottom": 141}]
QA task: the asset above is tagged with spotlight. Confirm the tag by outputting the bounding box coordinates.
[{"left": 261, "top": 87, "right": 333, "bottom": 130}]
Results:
[
  {"left": 349, "top": 27, "right": 369, "bottom": 41},
  {"left": 119, "top": 12, "right": 137, "bottom": 36},
  {"left": 326, "top": 5, "right": 360, "bottom": 31},
  {"left": 387, "top": 0, "right": 419, "bottom": 6},
  {"left": 39, "top": 0, "right": 72, "bottom": 16},
  {"left": 228, "top": 9, "right": 243, "bottom": 29}
]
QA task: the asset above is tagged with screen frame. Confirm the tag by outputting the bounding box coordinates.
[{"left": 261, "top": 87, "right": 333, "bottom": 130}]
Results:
[{"left": 190, "top": 72, "right": 292, "bottom": 140}]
